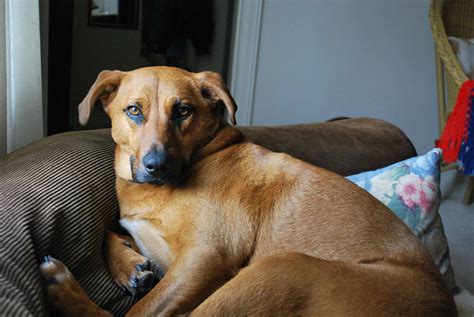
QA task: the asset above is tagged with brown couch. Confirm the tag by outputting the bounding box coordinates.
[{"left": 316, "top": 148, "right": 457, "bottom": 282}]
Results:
[{"left": 0, "top": 118, "right": 419, "bottom": 316}]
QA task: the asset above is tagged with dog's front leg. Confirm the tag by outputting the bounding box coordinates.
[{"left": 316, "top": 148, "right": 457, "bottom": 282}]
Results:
[
  {"left": 125, "top": 246, "right": 235, "bottom": 317},
  {"left": 104, "top": 231, "right": 158, "bottom": 296}
]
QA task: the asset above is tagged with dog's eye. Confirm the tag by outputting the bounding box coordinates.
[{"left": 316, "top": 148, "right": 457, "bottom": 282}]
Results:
[
  {"left": 177, "top": 105, "right": 193, "bottom": 118},
  {"left": 125, "top": 104, "right": 144, "bottom": 124},
  {"left": 126, "top": 105, "right": 141, "bottom": 116}
]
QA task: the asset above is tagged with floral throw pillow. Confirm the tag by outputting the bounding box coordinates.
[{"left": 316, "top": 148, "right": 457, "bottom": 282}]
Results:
[{"left": 347, "top": 148, "right": 456, "bottom": 292}]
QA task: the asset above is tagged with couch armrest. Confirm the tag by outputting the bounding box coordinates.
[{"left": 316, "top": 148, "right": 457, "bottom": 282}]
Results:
[{"left": 240, "top": 117, "right": 417, "bottom": 176}]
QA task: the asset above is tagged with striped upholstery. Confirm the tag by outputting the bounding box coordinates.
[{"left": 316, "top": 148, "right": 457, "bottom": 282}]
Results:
[
  {"left": 0, "top": 119, "right": 418, "bottom": 316},
  {"left": 0, "top": 129, "right": 136, "bottom": 316}
]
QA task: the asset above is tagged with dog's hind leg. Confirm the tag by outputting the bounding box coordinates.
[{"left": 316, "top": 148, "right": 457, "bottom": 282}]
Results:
[
  {"left": 191, "top": 252, "right": 457, "bottom": 316},
  {"left": 104, "top": 231, "right": 158, "bottom": 296},
  {"left": 40, "top": 256, "right": 112, "bottom": 317}
]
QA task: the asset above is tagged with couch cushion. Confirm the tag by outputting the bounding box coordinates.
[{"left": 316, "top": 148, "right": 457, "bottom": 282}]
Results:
[
  {"left": 0, "top": 129, "right": 134, "bottom": 316},
  {"left": 0, "top": 118, "right": 417, "bottom": 316},
  {"left": 241, "top": 117, "right": 417, "bottom": 176},
  {"left": 347, "top": 149, "right": 456, "bottom": 292}
]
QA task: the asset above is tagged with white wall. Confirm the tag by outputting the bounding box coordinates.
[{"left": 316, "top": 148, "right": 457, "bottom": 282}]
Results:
[
  {"left": 40, "top": 0, "right": 49, "bottom": 135},
  {"left": 5, "top": 0, "right": 43, "bottom": 152},
  {"left": 0, "top": 0, "right": 6, "bottom": 157},
  {"left": 248, "top": 0, "right": 438, "bottom": 154}
]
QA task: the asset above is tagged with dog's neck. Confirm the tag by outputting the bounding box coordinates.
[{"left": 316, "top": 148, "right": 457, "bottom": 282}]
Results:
[{"left": 191, "top": 124, "right": 244, "bottom": 163}]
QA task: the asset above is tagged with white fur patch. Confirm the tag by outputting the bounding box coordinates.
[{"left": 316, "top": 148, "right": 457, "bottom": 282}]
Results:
[
  {"left": 120, "top": 218, "right": 173, "bottom": 272},
  {"left": 40, "top": 260, "right": 72, "bottom": 283}
]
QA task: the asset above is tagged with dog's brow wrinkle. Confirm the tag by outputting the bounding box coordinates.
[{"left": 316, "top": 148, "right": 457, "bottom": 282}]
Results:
[
  {"left": 135, "top": 97, "right": 147, "bottom": 109},
  {"left": 201, "top": 88, "right": 211, "bottom": 99}
]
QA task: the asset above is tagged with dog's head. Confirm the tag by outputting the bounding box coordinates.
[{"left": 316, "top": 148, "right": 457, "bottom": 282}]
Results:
[{"left": 78, "top": 67, "right": 237, "bottom": 185}]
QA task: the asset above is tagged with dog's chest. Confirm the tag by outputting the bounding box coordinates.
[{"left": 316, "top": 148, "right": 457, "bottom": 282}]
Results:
[{"left": 119, "top": 218, "right": 174, "bottom": 272}]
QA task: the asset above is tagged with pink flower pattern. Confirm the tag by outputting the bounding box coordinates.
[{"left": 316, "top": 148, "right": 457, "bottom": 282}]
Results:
[{"left": 395, "top": 174, "right": 437, "bottom": 213}]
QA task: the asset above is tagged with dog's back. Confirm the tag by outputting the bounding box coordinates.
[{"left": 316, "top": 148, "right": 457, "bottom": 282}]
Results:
[
  {"left": 188, "top": 140, "right": 456, "bottom": 316},
  {"left": 40, "top": 67, "right": 457, "bottom": 316},
  {"left": 193, "top": 141, "right": 432, "bottom": 263}
]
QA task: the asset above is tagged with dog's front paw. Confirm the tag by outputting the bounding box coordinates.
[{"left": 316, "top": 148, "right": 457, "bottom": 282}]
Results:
[
  {"left": 125, "top": 260, "right": 156, "bottom": 296},
  {"left": 40, "top": 256, "right": 112, "bottom": 316},
  {"left": 105, "top": 232, "right": 159, "bottom": 296},
  {"left": 40, "top": 255, "right": 74, "bottom": 287}
]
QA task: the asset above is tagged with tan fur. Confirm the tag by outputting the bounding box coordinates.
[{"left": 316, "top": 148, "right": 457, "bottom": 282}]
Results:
[
  {"left": 104, "top": 231, "right": 156, "bottom": 296},
  {"left": 40, "top": 257, "right": 112, "bottom": 317},
  {"left": 42, "top": 67, "right": 457, "bottom": 316}
]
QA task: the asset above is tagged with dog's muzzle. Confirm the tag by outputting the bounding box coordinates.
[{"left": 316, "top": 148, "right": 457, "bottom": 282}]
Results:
[
  {"left": 131, "top": 149, "right": 181, "bottom": 185},
  {"left": 142, "top": 150, "right": 169, "bottom": 177}
]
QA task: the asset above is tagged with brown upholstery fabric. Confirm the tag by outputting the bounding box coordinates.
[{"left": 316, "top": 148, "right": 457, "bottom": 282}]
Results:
[
  {"left": 0, "top": 130, "right": 131, "bottom": 316},
  {"left": 0, "top": 118, "right": 417, "bottom": 316},
  {"left": 240, "top": 117, "right": 417, "bottom": 176}
]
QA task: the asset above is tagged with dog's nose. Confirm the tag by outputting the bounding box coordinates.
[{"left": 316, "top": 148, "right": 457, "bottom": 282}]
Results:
[{"left": 142, "top": 151, "right": 168, "bottom": 176}]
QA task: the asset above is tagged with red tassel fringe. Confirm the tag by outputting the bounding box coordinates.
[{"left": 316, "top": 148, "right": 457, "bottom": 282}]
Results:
[{"left": 435, "top": 80, "right": 474, "bottom": 163}]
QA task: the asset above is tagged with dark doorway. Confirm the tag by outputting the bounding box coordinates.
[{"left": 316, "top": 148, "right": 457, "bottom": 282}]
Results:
[{"left": 45, "top": 0, "right": 235, "bottom": 135}]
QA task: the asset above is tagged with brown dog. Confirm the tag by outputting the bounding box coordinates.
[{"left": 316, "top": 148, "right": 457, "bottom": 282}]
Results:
[{"left": 40, "top": 66, "right": 457, "bottom": 316}]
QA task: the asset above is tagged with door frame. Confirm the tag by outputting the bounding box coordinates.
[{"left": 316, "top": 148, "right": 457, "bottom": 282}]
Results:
[{"left": 228, "top": 0, "right": 264, "bottom": 126}]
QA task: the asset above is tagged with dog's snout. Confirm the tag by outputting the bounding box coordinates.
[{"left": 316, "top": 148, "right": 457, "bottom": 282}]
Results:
[{"left": 142, "top": 151, "right": 169, "bottom": 176}]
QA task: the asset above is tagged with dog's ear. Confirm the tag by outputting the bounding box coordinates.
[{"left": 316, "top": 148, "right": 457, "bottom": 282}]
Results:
[
  {"left": 195, "top": 71, "right": 237, "bottom": 125},
  {"left": 78, "top": 70, "right": 124, "bottom": 126}
]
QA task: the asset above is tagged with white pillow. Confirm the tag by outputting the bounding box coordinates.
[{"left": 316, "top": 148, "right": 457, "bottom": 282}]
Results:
[{"left": 448, "top": 36, "right": 474, "bottom": 79}]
